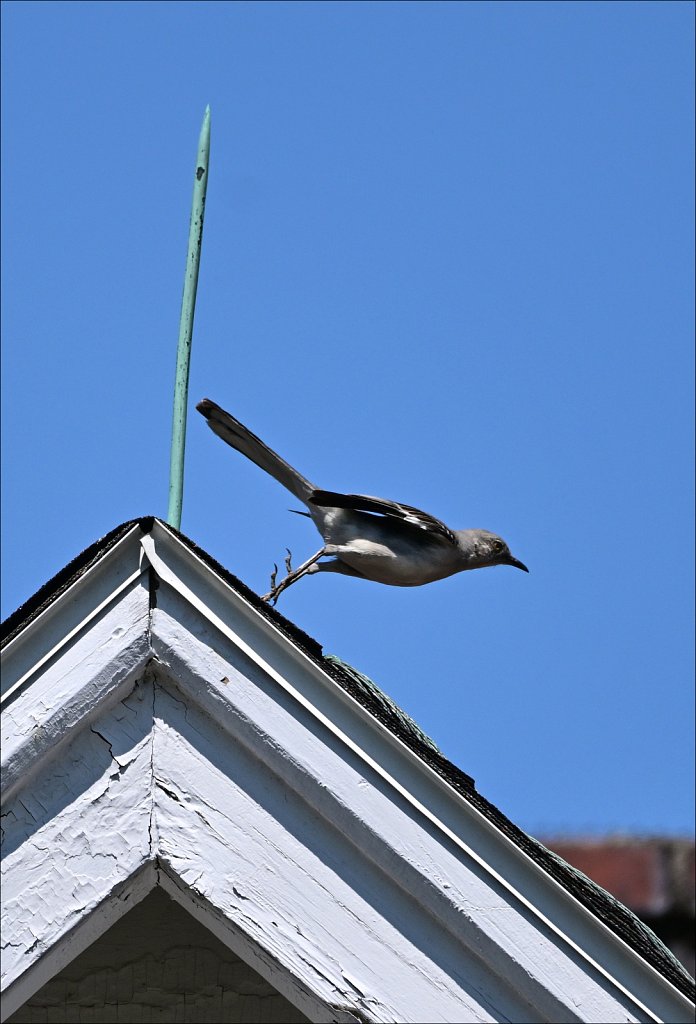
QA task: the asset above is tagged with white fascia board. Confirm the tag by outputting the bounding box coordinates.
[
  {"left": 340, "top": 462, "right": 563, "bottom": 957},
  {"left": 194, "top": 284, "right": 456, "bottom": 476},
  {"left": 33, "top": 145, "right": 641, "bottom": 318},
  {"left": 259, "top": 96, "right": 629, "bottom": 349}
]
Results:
[
  {"left": 0, "top": 866, "right": 157, "bottom": 1023},
  {"left": 1, "top": 577, "right": 151, "bottom": 806},
  {"left": 3, "top": 660, "right": 537, "bottom": 1022},
  {"left": 157, "top": 868, "right": 365, "bottom": 1024},
  {"left": 144, "top": 520, "right": 694, "bottom": 1024},
  {"left": 149, "top": 673, "right": 529, "bottom": 1024},
  {"left": 1, "top": 673, "right": 347, "bottom": 1024},
  {"left": 1, "top": 524, "right": 144, "bottom": 701},
  {"left": 149, "top": 595, "right": 647, "bottom": 1024},
  {"left": 2, "top": 520, "right": 692, "bottom": 1022},
  {"left": 1, "top": 681, "right": 156, "bottom": 1016}
]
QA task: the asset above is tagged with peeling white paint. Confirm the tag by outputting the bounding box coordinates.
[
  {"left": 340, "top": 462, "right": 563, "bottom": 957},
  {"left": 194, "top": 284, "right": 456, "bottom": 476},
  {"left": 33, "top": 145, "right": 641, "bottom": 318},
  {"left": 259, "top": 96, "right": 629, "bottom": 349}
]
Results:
[{"left": 2, "top": 521, "right": 693, "bottom": 1024}]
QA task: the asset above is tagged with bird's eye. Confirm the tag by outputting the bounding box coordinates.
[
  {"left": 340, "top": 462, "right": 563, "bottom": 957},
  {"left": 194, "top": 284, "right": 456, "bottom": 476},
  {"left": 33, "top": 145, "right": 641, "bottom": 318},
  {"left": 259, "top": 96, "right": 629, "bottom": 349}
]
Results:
[{"left": 493, "top": 540, "right": 504, "bottom": 553}]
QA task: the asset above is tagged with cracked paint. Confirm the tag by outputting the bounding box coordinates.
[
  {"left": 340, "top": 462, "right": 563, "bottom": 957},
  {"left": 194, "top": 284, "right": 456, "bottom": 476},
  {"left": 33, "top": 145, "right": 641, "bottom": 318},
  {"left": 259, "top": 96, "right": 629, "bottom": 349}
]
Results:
[
  {"left": 3, "top": 529, "right": 686, "bottom": 1024},
  {"left": 1, "top": 679, "right": 154, "bottom": 993}
]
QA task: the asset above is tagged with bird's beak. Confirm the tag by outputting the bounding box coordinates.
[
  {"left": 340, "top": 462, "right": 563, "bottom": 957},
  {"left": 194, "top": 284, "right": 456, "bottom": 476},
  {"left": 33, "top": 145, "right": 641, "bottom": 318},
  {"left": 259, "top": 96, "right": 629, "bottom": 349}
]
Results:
[{"left": 506, "top": 555, "right": 529, "bottom": 573}]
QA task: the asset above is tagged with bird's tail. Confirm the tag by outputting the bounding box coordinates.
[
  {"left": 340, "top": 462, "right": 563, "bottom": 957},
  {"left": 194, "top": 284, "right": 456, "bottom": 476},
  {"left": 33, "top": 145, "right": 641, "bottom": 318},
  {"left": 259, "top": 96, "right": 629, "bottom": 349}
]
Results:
[{"left": 196, "top": 399, "right": 316, "bottom": 504}]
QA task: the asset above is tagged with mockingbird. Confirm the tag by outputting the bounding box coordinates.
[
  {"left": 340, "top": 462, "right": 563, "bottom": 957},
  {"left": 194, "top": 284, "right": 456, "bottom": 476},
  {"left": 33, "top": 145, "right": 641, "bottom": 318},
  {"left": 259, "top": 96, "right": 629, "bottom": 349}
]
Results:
[{"left": 197, "top": 398, "right": 528, "bottom": 603}]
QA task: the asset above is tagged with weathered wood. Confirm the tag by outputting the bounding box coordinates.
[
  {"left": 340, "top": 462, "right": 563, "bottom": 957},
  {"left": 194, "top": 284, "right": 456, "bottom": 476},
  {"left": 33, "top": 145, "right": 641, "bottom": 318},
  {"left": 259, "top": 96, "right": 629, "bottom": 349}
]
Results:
[
  {"left": 2, "top": 584, "right": 151, "bottom": 806},
  {"left": 7, "top": 888, "right": 309, "bottom": 1024},
  {"left": 2, "top": 519, "right": 693, "bottom": 1024}
]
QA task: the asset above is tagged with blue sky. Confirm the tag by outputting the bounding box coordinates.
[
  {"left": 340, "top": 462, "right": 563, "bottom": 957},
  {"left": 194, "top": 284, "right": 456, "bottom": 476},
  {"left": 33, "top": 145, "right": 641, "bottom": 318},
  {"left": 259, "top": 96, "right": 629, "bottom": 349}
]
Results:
[{"left": 2, "top": 1, "right": 694, "bottom": 838}]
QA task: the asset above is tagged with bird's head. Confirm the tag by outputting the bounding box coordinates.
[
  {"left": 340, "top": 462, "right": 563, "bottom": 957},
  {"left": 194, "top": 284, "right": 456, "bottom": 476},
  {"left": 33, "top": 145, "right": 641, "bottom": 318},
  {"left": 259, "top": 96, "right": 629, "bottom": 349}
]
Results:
[{"left": 456, "top": 529, "right": 529, "bottom": 573}]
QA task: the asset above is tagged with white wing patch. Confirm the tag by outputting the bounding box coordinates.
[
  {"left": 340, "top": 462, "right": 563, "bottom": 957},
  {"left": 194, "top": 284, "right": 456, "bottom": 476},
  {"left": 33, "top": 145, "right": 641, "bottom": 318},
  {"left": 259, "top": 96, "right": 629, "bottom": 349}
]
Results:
[{"left": 309, "top": 490, "right": 458, "bottom": 546}]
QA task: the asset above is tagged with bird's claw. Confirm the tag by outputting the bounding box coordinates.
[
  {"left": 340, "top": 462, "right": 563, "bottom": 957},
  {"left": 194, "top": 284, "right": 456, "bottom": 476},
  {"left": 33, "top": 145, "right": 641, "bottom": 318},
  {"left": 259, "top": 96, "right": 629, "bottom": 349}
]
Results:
[
  {"left": 262, "top": 546, "right": 324, "bottom": 606},
  {"left": 263, "top": 563, "right": 282, "bottom": 605}
]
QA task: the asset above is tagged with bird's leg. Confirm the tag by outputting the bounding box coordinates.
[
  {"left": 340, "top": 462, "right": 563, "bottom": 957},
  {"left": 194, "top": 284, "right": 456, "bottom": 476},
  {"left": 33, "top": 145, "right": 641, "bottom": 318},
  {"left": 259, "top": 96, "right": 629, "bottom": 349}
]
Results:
[{"left": 262, "top": 547, "right": 326, "bottom": 605}]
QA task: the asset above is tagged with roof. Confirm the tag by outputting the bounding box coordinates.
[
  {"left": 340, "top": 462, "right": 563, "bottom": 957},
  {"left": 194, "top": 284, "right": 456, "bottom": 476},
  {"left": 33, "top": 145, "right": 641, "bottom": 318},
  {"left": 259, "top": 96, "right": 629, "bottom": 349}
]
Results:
[{"left": 2, "top": 516, "right": 694, "bottom": 1019}]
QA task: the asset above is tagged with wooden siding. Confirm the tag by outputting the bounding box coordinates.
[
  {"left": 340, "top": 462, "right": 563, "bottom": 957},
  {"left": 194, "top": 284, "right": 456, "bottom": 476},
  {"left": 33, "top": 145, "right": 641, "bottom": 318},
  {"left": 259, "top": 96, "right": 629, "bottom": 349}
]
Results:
[{"left": 7, "top": 888, "right": 309, "bottom": 1023}]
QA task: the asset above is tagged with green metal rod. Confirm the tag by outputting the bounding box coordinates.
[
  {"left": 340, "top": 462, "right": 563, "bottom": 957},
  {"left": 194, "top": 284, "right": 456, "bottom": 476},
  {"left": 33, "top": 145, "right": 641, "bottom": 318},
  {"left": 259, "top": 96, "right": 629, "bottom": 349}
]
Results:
[{"left": 167, "top": 105, "right": 211, "bottom": 530}]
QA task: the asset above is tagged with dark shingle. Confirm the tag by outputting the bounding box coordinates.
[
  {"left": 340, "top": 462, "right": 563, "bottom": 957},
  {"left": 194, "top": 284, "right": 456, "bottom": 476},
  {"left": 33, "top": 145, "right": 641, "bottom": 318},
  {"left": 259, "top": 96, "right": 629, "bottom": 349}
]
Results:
[{"left": 3, "top": 517, "right": 694, "bottom": 1002}]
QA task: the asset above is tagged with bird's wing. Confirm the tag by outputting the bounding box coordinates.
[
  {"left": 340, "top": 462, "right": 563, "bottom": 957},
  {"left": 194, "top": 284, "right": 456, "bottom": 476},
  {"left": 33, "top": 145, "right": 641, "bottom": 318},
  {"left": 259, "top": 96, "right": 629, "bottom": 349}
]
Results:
[{"left": 309, "top": 489, "right": 457, "bottom": 545}]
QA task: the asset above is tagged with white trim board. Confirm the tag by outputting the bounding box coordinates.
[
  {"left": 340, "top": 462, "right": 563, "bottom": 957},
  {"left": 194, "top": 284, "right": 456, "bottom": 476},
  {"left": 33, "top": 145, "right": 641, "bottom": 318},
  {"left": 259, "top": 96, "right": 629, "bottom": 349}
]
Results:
[{"left": 2, "top": 519, "right": 693, "bottom": 1024}]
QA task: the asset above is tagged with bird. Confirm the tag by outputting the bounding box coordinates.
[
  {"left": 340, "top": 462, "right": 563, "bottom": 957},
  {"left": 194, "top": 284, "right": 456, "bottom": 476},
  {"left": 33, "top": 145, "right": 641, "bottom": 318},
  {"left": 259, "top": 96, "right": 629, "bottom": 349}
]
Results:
[{"left": 196, "top": 398, "right": 528, "bottom": 603}]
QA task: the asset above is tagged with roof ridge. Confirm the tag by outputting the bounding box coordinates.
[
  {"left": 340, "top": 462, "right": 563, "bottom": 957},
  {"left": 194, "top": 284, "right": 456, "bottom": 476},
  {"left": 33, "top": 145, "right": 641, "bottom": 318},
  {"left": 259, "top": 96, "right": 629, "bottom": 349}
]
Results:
[{"left": 2, "top": 518, "right": 694, "bottom": 1002}]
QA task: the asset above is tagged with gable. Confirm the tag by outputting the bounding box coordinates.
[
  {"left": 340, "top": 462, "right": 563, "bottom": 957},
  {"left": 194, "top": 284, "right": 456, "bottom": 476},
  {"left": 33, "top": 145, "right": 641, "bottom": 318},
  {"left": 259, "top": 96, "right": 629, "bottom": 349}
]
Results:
[
  {"left": 2, "top": 518, "right": 694, "bottom": 1024},
  {"left": 6, "top": 888, "right": 309, "bottom": 1024}
]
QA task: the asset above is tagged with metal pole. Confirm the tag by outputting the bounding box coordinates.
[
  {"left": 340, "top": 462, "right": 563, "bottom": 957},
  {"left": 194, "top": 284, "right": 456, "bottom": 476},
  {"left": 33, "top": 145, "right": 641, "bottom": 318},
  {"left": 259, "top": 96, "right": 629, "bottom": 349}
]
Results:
[{"left": 167, "top": 105, "right": 211, "bottom": 530}]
